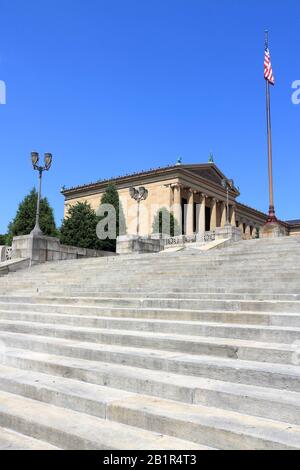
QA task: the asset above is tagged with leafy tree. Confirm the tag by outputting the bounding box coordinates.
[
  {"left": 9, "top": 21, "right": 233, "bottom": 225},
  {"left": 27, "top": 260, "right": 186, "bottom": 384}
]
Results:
[
  {"left": 60, "top": 201, "right": 103, "bottom": 250},
  {"left": 0, "top": 234, "right": 7, "bottom": 246},
  {"left": 97, "top": 183, "right": 126, "bottom": 252},
  {"left": 152, "top": 207, "right": 180, "bottom": 237},
  {"left": 7, "top": 188, "right": 57, "bottom": 245}
]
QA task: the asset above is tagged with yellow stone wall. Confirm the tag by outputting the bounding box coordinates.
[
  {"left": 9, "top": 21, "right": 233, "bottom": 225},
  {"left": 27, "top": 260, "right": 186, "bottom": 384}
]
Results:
[{"left": 289, "top": 227, "right": 300, "bottom": 237}]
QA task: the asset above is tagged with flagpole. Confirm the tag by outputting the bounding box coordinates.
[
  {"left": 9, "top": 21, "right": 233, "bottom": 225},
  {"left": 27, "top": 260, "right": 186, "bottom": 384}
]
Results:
[{"left": 265, "top": 30, "right": 277, "bottom": 223}]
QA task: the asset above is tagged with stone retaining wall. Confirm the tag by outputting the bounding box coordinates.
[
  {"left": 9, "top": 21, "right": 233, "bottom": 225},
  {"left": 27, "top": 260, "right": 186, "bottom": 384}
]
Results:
[{"left": 12, "top": 234, "right": 115, "bottom": 265}]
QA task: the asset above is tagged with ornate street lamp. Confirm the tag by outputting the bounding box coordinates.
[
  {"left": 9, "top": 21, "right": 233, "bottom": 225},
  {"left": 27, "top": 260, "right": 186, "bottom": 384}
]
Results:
[
  {"left": 31, "top": 151, "right": 53, "bottom": 235},
  {"left": 221, "top": 178, "right": 234, "bottom": 226},
  {"left": 129, "top": 186, "right": 149, "bottom": 236}
]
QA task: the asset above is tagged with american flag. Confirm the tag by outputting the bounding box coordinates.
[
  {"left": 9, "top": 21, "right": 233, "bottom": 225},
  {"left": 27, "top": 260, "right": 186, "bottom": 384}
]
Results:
[{"left": 264, "top": 46, "right": 275, "bottom": 85}]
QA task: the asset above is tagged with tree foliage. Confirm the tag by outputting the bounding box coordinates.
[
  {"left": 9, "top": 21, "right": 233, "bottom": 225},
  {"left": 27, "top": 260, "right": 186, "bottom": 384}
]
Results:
[
  {"left": 0, "top": 234, "right": 7, "bottom": 246},
  {"left": 7, "top": 188, "right": 57, "bottom": 245},
  {"left": 59, "top": 185, "right": 126, "bottom": 252},
  {"left": 60, "top": 201, "right": 103, "bottom": 250},
  {"left": 152, "top": 207, "right": 180, "bottom": 237}
]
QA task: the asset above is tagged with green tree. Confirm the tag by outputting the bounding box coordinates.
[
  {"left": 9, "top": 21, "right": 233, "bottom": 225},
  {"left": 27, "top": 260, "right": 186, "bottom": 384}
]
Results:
[
  {"left": 152, "top": 207, "right": 180, "bottom": 237},
  {"left": 60, "top": 201, "right": 103, "bottom": 250},
  {"left": 0, "top": 234, "right": 7, "bottom": 245},
  {"left": 7, "top": 188, "right": 57, "bottom": 245},
  {"left": 97, "top": 183, "right": 126, "bottom": 252}
]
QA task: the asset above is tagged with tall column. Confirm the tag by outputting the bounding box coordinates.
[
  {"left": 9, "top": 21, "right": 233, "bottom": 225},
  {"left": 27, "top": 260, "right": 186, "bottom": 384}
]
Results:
[
  {"left": 238, "top": 220, "right": 244, "bottom": 238},
  {"left": 230, "top": 205, "right": 237, "bottom": 226},
  {"left": 173, "top": 184, "right": 182, "bottom": 235},
  {"left": 169, "top": 184, "right": 175, "bottom": 209},
  {"left": 220, "top": 202, "right": 227, "bottom": 228},
  {"left": 245, "top": 225, "right": 251, "bottom": 240},
  {"left": 197, "top": 193, "right": 206, "bottom": 236},
  {"left": 186, "top": 190, "right": 194, "bottom": 236},
  {"left": 210, "top": 198, "right": 217, "bottom": 231}
]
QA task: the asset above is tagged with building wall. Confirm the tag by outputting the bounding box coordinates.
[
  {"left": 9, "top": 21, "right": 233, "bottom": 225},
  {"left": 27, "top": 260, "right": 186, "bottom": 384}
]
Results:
[
  {"left": 118, "top": 179, "right": 177, "bottom": 236},
  {"left": 289, "top": 226, "right": 300, "bottom": 237},
  {"left": 236, "top": 204, "right": 267, "bottom": 240}
]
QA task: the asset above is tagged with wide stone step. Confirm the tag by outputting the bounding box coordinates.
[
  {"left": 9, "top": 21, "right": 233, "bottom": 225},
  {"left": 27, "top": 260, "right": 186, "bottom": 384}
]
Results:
[
  {"left": 3, "top": 262, "right": 300, "bottom": 274},
  {"left": 1, "top": 331, "right": 300, "bottom": 392},
  {"left": 2, "top": 348, "right": 300, "bottom": 426},
  {"left": 3, "top": 287, "right": 300, "bottom": 300},
  {"left": 0, "top": 363, "right": 135, "bottom": 417},
  {"left": 2, "top": 304, "right": 300, "bottom": 327},
  {"left": 6, "top": 253, "right": 300, "bottom": 265},
  {"left": 0, "top": 427, "right": 60, "bottom": 450},
  {"left": 5, "top": 286, "right": 297, "bottom": 301},
  {"left": 1, "top": 284, "right": 300, "bottom": 295},
  {"left": 53, "top": 291, "right": 300, "bottom": 301},
  {"left": 5, "top": 262, "right": 300, "bottom": 273},
  {"left": 4, "top": 275, "right": 299, "bottom": 289},
  {"left": 0, "top": 390, "right": 201, "bottom": 450},
  {"left": 4, "top": 270, "right": 300, "bottom": 282},
  {"left": 2, "top": 268, "right": 300, "bottom": 278},
  {"left": 3, "top": 283, "right": 300, "bottom": 296},
  {"left": 0, "top": 318, "right": 296, "bottom": 364},
  {"left": 1, "top": 295, "right": 299, "bottom": 313},
  {"left": 3, "top": 281, "right": 300, "bottom": 294},
  {"left": 108, "top": 395, "right": 300, "bottom": 450},
  {"left": 0, "top": 309, "right": 300, "bottom": 343},
  {"left": 0, "top": 366, "right": 299, "bottom": 450},
  {"left": 7, "top": 264, "right": 300, "bottom": 275},
  {"left": 4, "top": 266, "right": 299, "bottom": 281}
]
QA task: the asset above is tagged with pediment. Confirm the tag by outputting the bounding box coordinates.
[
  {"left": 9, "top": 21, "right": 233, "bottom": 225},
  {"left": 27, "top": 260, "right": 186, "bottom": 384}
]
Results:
[
  {"left": 190, "top": 167, "right": 224, "bottom": 185},
  {"left": 180, "top": 164, "right": 239, "bottom": 195}
]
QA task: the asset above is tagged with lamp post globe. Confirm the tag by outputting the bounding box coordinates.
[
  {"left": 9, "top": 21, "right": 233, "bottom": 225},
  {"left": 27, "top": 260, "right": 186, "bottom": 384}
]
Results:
[
  {"left": 44, "top": 153, "right": 53, "bottom": 170},
  {"left": 129, "top": 186, "right": 149, "bottom": 236},
  {"left": 31, "top": 152, "right": 39, "bottom": 167}
]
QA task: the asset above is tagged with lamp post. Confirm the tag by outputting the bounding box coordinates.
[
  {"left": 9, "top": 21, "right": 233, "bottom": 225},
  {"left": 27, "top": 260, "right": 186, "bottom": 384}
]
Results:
[
  {"left": 31, "top": 151, "right": 53, "bottom": 235},
  {"left": 221, "top": 179, "right": 234, "bottom": 226},
  {"left": 129, "top": 186, "right": 149, "bottom": 236}
]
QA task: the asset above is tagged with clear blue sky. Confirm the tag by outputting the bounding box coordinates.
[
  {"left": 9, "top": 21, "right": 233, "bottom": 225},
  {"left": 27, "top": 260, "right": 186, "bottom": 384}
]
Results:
[{"left": 0, "top": 0, "right": 299, "bottom": 233}]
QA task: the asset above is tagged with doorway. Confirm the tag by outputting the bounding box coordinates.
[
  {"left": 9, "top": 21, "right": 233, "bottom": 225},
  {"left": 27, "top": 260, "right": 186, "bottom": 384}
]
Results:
[
  {"left": 181, "top": 198, "right": 187, "bottom": 235},
  {"left": 205, "top": 206, "right": 211, "bottom": 232}
]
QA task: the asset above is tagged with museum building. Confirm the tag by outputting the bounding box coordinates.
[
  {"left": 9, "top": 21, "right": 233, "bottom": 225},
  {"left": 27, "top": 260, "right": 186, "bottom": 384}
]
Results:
[{"left": 61, "top": 162, "right": 300, "bottom": 239}]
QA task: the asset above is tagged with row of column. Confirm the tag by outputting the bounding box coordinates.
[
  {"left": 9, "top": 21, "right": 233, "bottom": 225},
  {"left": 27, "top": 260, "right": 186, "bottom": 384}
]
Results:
[
  {"left": 171, "top": 185, "right": 236, "bottom": 236},
  {"left": 237, "top": 221, "right": 261, "bottom": 240}
]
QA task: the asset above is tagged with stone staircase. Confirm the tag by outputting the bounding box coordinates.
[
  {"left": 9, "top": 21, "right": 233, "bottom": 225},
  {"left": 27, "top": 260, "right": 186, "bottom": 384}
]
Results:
[{"left": 0, "top": 237, "right": 299, "bottom": 449}]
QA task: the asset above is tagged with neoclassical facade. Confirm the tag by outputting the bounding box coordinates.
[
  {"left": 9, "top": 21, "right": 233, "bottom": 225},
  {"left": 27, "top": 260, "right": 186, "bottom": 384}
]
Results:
[{"left": 62, "top": 163, "right": 299, "bottom": 239}]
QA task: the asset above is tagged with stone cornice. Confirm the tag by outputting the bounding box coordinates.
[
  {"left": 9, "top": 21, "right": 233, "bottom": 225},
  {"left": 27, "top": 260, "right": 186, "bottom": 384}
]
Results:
[{"left": 61, "top": 163, "right": 240, "bottom": 201}]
